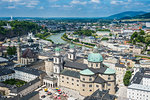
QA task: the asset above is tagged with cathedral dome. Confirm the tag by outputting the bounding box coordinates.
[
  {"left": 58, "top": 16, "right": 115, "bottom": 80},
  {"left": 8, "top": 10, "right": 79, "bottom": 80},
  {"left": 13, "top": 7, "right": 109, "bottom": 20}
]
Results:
[
  {"left": 88, "top": 53, "right": 103, "bottom": 62},
  {"left": 80, "top": 69, "right": 95, "bottom": 76},
  {"left": 55, "top": 47, "right": 61, "bottom": 52}
]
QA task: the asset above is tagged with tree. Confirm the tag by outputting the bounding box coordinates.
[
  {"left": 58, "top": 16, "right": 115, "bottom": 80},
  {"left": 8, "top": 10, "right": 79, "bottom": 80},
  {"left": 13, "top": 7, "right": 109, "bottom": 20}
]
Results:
[
  {"left": 145, "top": 36, "right": 150, "bottom": 44},
  {"left": 7, "top": 46, "right": 16, "bottom": 55},
  {"left": 109, "top": 33, "right": 112, "bottom": 36},
  {"left": 123, "top": 71, "right": 132, "bottom": 86}
]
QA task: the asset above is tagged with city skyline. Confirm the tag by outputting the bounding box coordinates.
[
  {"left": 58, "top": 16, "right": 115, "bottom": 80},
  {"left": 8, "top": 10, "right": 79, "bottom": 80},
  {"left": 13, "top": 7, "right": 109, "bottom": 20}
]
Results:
[{"left": 0, "top": 0, "right": 149, "bottom": 17}]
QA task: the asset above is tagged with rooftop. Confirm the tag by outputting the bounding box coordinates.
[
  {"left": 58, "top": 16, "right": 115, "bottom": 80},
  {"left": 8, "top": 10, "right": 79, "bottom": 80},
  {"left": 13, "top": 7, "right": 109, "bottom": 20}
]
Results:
[
  {"left": 80, "top": 69, "right": 95, "bottom": 76},
  {"left": 14, "top": 66, "right": 44, "bottom": 76},
  {"left": 128, "top": 84, "right": 150, "bottom": 92},
  {"left": 104, "top": 68, "right": 116, "bottom": 75},
  {"left": 88, "top": 53, "right": 103, "bottom": 62},
  {"left": 61, "top": 69, "right": 80, "bottom": 78}
]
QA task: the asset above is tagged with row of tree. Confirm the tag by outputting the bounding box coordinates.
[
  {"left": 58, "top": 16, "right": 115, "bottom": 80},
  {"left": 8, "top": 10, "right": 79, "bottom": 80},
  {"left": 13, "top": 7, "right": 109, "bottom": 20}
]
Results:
[
  {"left": 130, "top": 29, "right": 150, "bottom": 44},
  {"left": 73, "top": 30, "right": 96, "bottom": 36},
  {"left": 123, "top": 71, "right": 132, "bottom": 86},
  {"left": 0, "top": 20, "right": 42, "bottom": 41}
]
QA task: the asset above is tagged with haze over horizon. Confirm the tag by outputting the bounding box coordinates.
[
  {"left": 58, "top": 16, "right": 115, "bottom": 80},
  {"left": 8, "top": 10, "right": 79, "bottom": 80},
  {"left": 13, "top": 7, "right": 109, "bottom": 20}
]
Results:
[{"left": 0, "top": 0, "right": 150, "bottom": 17}]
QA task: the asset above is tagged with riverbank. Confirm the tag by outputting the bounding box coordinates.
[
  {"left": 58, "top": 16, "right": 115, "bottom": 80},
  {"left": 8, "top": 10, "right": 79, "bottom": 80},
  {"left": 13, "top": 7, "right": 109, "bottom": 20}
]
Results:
[
  {"left": 35, "top": 32, "right": 54, "bottom": 43},
  {"left": 61, "top": 33, "right": 94, "bottom": 48}
]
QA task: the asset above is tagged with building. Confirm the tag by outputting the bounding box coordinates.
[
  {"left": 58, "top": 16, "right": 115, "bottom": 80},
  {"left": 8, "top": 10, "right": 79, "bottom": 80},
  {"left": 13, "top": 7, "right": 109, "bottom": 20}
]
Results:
[
  {"left": 45, "top": 45, "right": 116, "bottom": 97},
  {"left": 0, "top": 67, "right": 15, "bottom": 82},
  {"left": 14, "top": 66, "right": 44, "bottom": 82},
  {"left": 115, "top": 63, "right": 126, "bottom": 85},
  {"left": 84, "top": 89, "right": 116, "bottom": 100},
  {"left": 127, "top": 68, "right": 150, "bottom": 100}
]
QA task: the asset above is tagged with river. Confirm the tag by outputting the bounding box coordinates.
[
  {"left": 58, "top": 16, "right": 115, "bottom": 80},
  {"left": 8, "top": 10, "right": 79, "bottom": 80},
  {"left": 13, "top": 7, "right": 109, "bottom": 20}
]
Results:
[{"left": 47, "top": 32, "right": 67, "bottom": 44}]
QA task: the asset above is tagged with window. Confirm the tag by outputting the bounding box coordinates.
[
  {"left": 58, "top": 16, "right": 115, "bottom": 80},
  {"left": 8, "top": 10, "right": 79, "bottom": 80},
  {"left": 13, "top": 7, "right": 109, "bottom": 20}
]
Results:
[
  {"left": 62, "top": 76, "right": 64, "bottom": 79},
  {"left": 62, "top": 81, "right": 64, "bottom": 82},
  {"left": 77, "top": 80, "right": 79, "bottom": 82},
  {"left": 108, "top": 84, "right": 111, "bottom": 86},
  {"left": 67, "top": 77, "right": 69, "bottom": 80},
  {"left": 77, "top": 84, "right": 79, "bottom": 86},
  {"left": 108, "top": 77, "right": 111, "bottom": 80},
  {"left": 72, "top": 79, "right": 74, "bottom": 81},
  {"left": 89, "top": 85, "right": 92, "bottom": 87},
  {"left": 89, "top": 90, "right": 92, "bottom": 92},
  {"left": 83, "top": 89, "right": 85, "bottom": 91},
  {"left": 72, "top": 83, "right": 74, "bottom": 85},
  {"left": 89, "top": 78, "right": 92, "bottom": 81},
  {"left": 91, "top": 63, "right": 93, "bottom": 67},
  {"left": 96, "top": 85, "right": 99, "bottom": 87},
  {"left": 55, "top": 68, "right": 57, "bottom": 73},
  {"left": 83, "top": 78, "right": 85, "bottom": 81},
  {"left": 82, "top": 84, "right": 85, "bottom": 87},
  {"left": 67, "top": 82, "right": 69, "bottom": 84},
  {"left": 96, "top": 63, "right": 98, "bottom": 67}
]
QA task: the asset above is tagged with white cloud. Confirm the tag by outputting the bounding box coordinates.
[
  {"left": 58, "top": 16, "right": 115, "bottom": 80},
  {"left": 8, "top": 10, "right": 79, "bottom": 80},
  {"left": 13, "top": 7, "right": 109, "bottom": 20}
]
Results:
[
  {"left": 71, "top": 0, "right": 87, "bottom": 5},
  {"left": 26, "top": 0, "right": 39, "bottom": 8},
  {"left": 91, "top": 0, "right": 100, "bottom": 3},
  {"left": 111, "top": 0, "right": 131, "bottom": 5},
  {"left": 2, "top": 0, "right": 21, "bottom": 2},
  {"left": 39, "top": 6, "right": 44, "bottom": 9},
  {"left": 51, "top": 4, "right": 61, "bottom": 7},
  {"left": 6, "top": 5, "right": 16, "bottom": 9},
  {"left": 110, "top": 0, "right": 123, "bottom": 5},
  {"left": 63, "top": 5, "right": 73, "bottom": 8}
]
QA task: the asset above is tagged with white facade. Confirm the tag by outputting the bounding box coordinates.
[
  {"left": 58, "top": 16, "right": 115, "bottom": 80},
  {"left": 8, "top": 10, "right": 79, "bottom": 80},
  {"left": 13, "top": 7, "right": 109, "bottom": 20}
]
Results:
[
  {"left": 0, "top": 73, "right": 15, "bottom": 82},
  {"left": 15, "top": 70, "right": 38, "bottom": 82},
  {"left": 140, "top": 60, "right": 150, "bottom": 68},
  {"left": 127, "top": 84, "right": 150, "bottom": 100}
]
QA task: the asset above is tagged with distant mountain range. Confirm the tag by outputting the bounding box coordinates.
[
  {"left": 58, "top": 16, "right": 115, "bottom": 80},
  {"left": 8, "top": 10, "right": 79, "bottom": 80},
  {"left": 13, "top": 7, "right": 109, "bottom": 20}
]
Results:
[
  {"left": 105, "top": 11, "right": 146, "bottom": 19},
  {"left": 133, "top": 13, "right": 150, "bottom": 19}
]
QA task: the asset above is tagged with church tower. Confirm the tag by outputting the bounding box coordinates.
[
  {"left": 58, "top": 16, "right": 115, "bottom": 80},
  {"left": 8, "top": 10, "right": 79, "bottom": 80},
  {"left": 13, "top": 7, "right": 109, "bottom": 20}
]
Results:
[
  {"left": 67, "top": 44, "right": 76, "bottom": 61},
  {"left": 17, "top": 37, "right": 21, "bottom": 63},
  {"left": 53, "top": 47, "right": 64, "bottom": 86}
]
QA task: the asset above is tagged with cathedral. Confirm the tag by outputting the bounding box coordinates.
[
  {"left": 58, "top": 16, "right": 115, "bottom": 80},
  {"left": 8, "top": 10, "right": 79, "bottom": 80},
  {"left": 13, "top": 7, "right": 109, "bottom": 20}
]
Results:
[{"left": 45, "top": 45, "right": 116, "bottom": 97}]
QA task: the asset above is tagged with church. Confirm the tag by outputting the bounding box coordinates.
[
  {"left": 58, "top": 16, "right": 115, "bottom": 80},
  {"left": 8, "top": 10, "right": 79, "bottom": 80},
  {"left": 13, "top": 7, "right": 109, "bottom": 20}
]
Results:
[{"left": 45, "top": 45, "right": 116, "bottom": 97}]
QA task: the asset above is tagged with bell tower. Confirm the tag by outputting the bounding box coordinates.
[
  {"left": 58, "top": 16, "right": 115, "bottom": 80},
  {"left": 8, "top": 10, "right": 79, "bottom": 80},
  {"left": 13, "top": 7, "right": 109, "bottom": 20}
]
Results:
[
  {"left": 67, "top": 44, "right": 76, "bottom": 61},
  {"left": 17, "top": 37, "right": 21, "bottom": 63}
]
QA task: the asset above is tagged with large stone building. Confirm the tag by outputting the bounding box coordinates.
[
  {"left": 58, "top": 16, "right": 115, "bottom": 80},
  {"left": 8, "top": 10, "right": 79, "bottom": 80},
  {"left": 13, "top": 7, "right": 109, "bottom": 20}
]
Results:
[
  {"left": 127, "top": 68, "right": 150, "bottom": 100},
  {"left": 45, "top": 45, "right": 116, "bottom": 96}
]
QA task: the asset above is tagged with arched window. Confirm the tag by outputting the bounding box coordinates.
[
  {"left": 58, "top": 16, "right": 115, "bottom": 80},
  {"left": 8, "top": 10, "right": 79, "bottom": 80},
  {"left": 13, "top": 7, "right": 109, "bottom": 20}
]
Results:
[{"left": 55, "top": 68, "right": 57, "bottom": 73}]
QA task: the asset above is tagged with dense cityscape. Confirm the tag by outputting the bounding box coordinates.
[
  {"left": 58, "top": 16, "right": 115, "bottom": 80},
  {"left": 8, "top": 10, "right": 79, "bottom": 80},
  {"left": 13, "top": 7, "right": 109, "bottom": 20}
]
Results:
[{"left": 0, "top": 0, "right": 150, "bottom": 100}]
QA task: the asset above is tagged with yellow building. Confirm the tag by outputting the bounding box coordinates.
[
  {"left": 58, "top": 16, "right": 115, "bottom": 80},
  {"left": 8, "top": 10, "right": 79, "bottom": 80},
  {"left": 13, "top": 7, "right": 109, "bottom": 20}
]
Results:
[{"left": 59, "top": 46, "right": 116, "bottom": 96}]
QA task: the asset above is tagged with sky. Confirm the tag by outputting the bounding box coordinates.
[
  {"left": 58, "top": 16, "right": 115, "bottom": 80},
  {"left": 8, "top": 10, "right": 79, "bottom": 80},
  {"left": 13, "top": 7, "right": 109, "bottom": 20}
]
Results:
[{"left": 0, "top": 0, "right": 150, "bottom": 17}]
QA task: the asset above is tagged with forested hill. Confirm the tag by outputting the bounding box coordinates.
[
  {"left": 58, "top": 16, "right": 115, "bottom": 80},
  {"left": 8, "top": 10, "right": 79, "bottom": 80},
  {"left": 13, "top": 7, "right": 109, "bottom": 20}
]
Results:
[
  {"left": 134, "top": 13, "right": 150, "bottom": 19},
  {"left": 0, "top": 21, "right": 42, "bottom": 41}
]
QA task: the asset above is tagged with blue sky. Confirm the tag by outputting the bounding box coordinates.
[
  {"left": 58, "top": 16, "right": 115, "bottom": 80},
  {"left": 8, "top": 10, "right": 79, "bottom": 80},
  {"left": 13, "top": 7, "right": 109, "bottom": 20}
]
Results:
[{"left": 0, "top": 0, "right": 150, "bottom": 17}]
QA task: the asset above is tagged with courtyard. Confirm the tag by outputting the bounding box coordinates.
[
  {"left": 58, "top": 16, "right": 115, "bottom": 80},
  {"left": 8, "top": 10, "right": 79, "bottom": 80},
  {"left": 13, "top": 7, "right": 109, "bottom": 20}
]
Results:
[{"left": 2, "top": 79, "right": 27, "bottom": 87}]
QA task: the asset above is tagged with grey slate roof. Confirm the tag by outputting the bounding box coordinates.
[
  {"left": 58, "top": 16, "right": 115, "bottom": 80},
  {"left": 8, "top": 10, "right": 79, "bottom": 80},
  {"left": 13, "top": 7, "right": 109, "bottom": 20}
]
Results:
[
  {"left": 64, "top": 61, "right": 88, "bottom": 70},
  {"left": 20, "top": 91, "right": 39, "bottom": 100},
  {"left": 61, "top": 69, "right": 80, "bottom": 78},
  {"left": 115, "top": 63, "right": 126, "bottom": 68},
  {"left": 94, "top": 76, "right": 106, "bottom": 84},
  {"left": 14, "top": 66, "right": 44, "bottom": 76},
  {"left": 0, "top": 67, "right": 15, "bottom": 76},
  {"left": 84, "top": 89, "right": 116, "bottom": 100},
  {"left": 22, "top": 48, "right": 37, "bottom": 58}
]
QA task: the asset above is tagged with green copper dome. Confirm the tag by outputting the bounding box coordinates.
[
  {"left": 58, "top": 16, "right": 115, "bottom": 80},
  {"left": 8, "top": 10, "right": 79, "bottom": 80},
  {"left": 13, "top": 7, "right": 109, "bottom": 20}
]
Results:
[
  {"left": 55, "top": 47, "right": 60, "bottom": 52},
  {"left": 94, "top": 46, "right": 98, "bottom": 49},
  {"left": 104, "top": 68, "right": 116, "bottom": 74},
  {"left": 88, "top": 53, "right": 103, "bottom": 62},
  {"left": 80, "top": 69, "right": 95, "bottom": 76}
]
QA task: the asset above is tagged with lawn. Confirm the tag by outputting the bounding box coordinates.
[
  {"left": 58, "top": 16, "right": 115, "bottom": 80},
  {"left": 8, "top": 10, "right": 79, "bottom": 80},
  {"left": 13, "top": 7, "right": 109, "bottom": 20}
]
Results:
[{"left": 2, "top": 79, "right": 27, "bottom": 87}]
